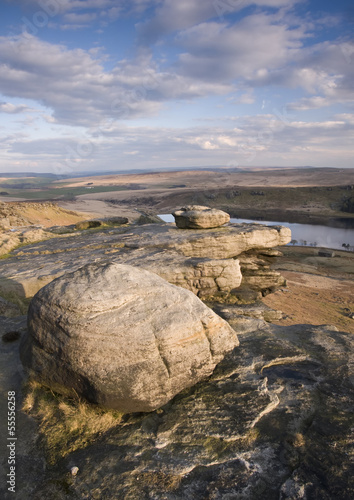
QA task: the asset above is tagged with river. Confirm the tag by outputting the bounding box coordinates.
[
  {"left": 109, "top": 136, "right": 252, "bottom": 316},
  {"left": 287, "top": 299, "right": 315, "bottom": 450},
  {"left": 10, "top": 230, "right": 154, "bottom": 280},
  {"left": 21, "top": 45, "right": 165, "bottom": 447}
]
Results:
[{"left": 158, "top": 214, "right": 354, "bottom": 251}]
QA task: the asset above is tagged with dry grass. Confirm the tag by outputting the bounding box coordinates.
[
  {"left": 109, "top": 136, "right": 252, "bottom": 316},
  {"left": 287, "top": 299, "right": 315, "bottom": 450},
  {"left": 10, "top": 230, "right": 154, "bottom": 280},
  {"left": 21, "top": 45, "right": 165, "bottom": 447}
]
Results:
[
  {"left": 22, "top": 379, "right": 123, "bottom": 465},
  {"left": 263, "top": 247, "right": 354, "bottom": 334}
]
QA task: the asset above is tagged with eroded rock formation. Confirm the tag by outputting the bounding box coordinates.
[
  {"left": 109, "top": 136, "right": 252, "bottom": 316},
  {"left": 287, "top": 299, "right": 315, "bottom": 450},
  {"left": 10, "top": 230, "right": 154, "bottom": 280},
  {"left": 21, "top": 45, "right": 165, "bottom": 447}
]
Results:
[{"left": 0, "top": 220, "right": 291, "bottom": 303}]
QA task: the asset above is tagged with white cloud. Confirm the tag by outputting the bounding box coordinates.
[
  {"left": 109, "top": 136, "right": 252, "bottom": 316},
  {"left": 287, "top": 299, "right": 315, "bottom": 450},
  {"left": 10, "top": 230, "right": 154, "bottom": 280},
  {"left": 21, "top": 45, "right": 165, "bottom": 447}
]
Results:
[
  {"left": 5, "top": 112, "right": 353, "bottom": 174},
  {"left": 137, "top": 0, "right": 302, "bottom": 43},
  {"left": 175, "top": 14, "right": 305, "bottom": 83},
  {"left": 173, "top": 13, "right": 354, "bottom": 110},
  {"left": 0, "top": 102, "right": 33, "bottom": 114},
  {"left": 63, "top": 12, "right": 97, "bottom": 24},
  {"left": 1, "top": 0, "right": 353, "bottom": 173},
  {"left": 0, "top": 35, "right": 236, "bottom": 127}
]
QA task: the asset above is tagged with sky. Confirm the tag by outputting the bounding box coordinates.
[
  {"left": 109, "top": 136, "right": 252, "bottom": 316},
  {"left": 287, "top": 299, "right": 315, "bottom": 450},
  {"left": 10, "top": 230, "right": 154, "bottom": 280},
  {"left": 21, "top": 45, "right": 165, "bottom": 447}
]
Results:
[{"left": 0, "top": 0, "right": 353, "bottom": 175}]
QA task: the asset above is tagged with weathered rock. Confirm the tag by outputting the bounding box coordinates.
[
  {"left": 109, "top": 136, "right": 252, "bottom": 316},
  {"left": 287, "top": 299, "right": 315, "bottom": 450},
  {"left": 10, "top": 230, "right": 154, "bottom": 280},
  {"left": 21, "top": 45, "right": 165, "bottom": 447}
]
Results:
[
  {"left": 75, "top": 220, "right": 102, "bottom": 230},
  {"left": 163, "top": 223, "right": 291, "bottom": 258},
  {"left": 173, "top": 205, "right": 230, "bottom": 229},
  {"left": 47, "top": 225, "right": 76, "bottom": 234},
  {"left": 215, "top": 302, "right": 283, "bottom": 324},
  {"left": 0, "top": 201, "right": 30, "bottom": 228},
  {"left": 121, "top": 249, "right": 242, "bottom": 300},
  {"left": 0, "top": 227, "right": 52, "bottom": 256},
  {"left": 135, "top": 213, "right": 163, "bottom": 225},
  {"left": 0, "top": 222, "right": 290, "bottom": 302},
  {"left": 74, "top": 217, "right": 128, "bottom": 231},
  {"left": 238, "top": 249, "right": 287, "bottom": 297},
  {"left": 102, "top": 216, "right": 129, "bottom": 225},
  {"left": 18, "top": 322, "right": 354, "bottom": 500},
  {"left": 20, "top": 262, "right": 238, "bottom": 413}
]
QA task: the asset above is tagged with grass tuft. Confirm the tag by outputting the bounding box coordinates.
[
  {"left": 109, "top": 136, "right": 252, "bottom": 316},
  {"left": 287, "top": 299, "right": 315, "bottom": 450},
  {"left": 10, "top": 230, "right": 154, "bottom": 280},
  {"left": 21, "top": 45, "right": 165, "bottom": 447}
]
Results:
[{"left": 22, "top": 379, "right": 123, "bottom": 465}]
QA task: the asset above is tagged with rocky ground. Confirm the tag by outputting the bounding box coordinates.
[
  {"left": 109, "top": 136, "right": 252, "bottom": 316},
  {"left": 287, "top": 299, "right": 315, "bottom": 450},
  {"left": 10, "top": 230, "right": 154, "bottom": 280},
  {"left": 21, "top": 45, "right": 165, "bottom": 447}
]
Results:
[
  {"left": 1, "top": 315, "right": 353, "bottom": 499},
  {"left": 0, "top": 202, "right": 97, "bottom": 258},
  {"left": 0, "top": 203, "right": 353, "bottom": 499},
  {"left": 0, "top": 201, "right": 93, "bottom": 230}
]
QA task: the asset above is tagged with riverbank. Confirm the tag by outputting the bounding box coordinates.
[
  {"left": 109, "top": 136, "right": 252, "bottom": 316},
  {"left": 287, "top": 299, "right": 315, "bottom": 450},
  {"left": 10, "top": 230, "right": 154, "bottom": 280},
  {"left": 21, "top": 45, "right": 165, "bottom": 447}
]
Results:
[{"left": 226, "top": 208, "right": 354, "bottom": 228}]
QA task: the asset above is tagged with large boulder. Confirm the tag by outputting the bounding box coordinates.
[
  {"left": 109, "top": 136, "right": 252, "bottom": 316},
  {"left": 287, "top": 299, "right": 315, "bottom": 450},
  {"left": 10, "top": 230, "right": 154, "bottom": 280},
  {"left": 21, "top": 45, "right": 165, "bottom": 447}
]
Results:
[
  {"left": 172, "top": 206, "right": 230, "bottom": 229},
  {"left": 20, "top": 262, "right": 238, "bottom": 413}
]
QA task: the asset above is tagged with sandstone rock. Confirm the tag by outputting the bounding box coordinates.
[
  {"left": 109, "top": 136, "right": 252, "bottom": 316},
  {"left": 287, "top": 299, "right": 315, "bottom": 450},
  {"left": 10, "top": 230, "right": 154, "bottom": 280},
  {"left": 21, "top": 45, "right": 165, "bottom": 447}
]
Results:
[
  {"left": 135, "top": 213, "right": 163, "bottom": 225},
  {"left": 102, "top": 216, "right": 129, "bottom": 225},
  {"left": 0, "top": 222, "right": 290, "bottom": 302},
  {"left": 20, "top": 262, "right": 238, "bottom": 413},
  {"left": 172, "top": 206, "right": 230, "bottom": 229},
  {"left": 48, "top": 225, "right": 76, "bottom": 234},
  {"left": 0, "top": 227, "right": 51, "bottom": 256},
  {"left": 215, "top": 302, "right": 283, "bottom": 324},
  {"left": 238, "top": 250, "right": 287, "bottom": 297},
  {"left": 121, "top": 249, "right": 242, "bottom": 300},
  {"left": 165, "top": 223, "right": 291, "bottom": 258},
  {"left": 19, "top": 322, "right": 354, "bottom": 500}
]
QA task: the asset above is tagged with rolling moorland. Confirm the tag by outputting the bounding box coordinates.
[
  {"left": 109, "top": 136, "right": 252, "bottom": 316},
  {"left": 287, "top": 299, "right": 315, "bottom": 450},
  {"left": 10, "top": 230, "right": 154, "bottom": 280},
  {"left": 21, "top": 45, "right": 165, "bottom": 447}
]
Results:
[{"left": 1, "top": 167, "right": 354, "bottom": 226}]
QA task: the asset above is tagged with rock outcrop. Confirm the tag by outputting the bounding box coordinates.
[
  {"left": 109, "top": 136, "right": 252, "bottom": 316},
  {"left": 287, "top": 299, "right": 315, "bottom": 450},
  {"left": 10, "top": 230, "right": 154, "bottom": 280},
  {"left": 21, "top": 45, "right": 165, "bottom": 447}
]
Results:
[
  {"left": 234, "top": 248, "right": 287, "bottom": 301},
  {"left": 20, "top": 262, "right": 238, "bottom": 412},
  {"left": 1, "top": 206, "right": 352, "bottom": 499},
  {"left": 0, "top": 221, "right": 291, "bottom": 302},
  {"left": 0, "top": 227, "right": 53, "bottom": 257},
  {"left": 173, "top": 205, "right": 230, "bottom": 229},
  {"left": 74, "top": 217, "right": 129, "bottom": 230}
]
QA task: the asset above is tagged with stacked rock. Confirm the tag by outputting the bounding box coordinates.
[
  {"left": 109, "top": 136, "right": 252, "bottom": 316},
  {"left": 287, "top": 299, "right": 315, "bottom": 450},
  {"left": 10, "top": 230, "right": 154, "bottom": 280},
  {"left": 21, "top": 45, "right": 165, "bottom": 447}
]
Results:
[{"left": 172, "top": 205, "right": 230, "bottom": 229}]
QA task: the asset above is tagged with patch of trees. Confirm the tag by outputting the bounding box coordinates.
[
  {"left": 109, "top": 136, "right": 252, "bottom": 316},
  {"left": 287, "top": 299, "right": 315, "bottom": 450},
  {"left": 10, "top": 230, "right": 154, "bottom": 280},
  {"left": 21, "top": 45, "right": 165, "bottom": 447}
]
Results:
[
  {"left": 341, "top": 196, "right": 354, "bottom": 214},
  {"left": 5, "top": 183, "right": 35, "bottom": 189},
  {"left": 225, "top": 190, "right": 241, "bottom": 199}
]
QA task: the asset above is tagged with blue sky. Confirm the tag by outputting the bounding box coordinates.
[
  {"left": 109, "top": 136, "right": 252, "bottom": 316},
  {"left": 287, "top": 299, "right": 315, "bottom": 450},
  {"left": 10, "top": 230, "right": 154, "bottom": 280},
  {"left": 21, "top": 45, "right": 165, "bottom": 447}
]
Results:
[{"left": 0, "top": 0, "right": 353, "bottom": 174}]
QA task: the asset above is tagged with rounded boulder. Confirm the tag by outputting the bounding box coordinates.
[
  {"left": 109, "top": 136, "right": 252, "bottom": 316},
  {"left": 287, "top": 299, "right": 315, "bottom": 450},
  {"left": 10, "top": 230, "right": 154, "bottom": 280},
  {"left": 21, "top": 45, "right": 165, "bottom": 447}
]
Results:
[
  {"left": 172, "top": 206, "right": 230, "bottom": 229},
  {"left": 20, "top": 262, "right": 238, "bottom": 413}
]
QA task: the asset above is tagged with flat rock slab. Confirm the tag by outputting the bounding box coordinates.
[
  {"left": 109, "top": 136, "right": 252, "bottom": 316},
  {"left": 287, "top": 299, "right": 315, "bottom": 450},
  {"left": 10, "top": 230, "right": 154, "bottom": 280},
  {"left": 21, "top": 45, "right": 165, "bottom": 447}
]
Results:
[
  {"left": 0, "top": 222, "right": 291, "bottom": 300},
  {"left": 20, "top": 322, "right": 354, "bottom": 500},
  {"left": 21, "top": 262, "right": 238, "bottom": 413},
  {"left": 119, "top": 222, "right": 291, "bottom": 259}
]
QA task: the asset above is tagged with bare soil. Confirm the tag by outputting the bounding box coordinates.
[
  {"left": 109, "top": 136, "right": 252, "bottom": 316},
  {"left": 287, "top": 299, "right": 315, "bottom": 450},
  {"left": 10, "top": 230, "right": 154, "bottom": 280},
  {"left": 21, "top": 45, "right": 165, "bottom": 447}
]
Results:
[
  {"left": 263, "top": 247, "right": 354, "bottom": 333},
  {"left": 58, "top": 199, "right": 140, "bottom": 221},
  {"left": 18, "top": 203, "right": 92, "bottom": 228}
]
